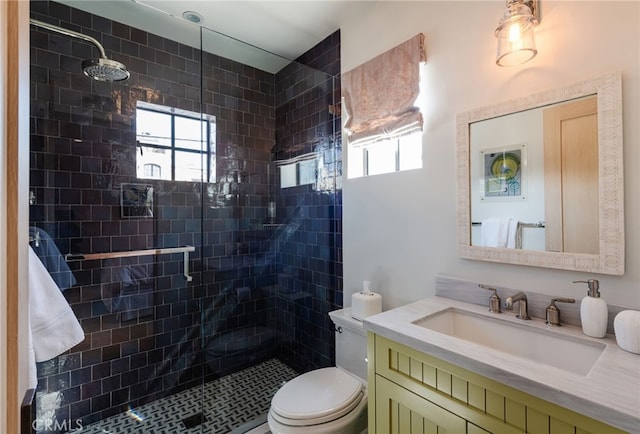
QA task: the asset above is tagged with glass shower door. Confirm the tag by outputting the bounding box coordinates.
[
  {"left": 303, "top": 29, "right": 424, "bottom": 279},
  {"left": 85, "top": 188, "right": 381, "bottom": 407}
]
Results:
[
  {"left": 29, "top": 1, "right": 206, "bottom": 431},
  {"left": 195, "top": 25, "right": 341, "bottom": 433},
  {"left": 29, "top": 1, "right": 341, "bottom": 432}
]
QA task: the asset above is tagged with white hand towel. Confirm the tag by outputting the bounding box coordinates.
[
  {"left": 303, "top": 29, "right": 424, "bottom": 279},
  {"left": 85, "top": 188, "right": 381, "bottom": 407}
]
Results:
[
  {"left": 506, "top": 219, "right": 521, "bottom": 249},
  {"left": 481, "top": 218, "right": 511, "bottom": 248},
  {"left": 28, "top": 247, "right": 84, "bottom": 386}
]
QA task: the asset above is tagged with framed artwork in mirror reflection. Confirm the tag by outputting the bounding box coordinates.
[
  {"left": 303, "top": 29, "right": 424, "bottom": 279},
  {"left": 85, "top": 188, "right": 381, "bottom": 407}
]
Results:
[{"left": 480, "top": 144, "right": 527, "bottom": 201}]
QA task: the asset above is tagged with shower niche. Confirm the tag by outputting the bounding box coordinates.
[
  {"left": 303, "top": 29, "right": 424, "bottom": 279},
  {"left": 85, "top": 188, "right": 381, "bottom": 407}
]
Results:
[{"left": 120, "top": 184, "right": 153, "bottom": 218}]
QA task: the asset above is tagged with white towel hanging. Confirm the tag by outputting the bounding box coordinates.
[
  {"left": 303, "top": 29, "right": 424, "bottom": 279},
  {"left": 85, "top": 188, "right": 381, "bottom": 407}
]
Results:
[
  {"left": 506, "top": 219, "right": 522, "bottom": 249},
  {"left": 481, "top": 218, "right": 520, "bottom": 248},
  {"left": 481, "top": 218, "right": 509, "bottom": 247},
  {"left": 28, "top": 247, "right": 84, "bottom": 388}
]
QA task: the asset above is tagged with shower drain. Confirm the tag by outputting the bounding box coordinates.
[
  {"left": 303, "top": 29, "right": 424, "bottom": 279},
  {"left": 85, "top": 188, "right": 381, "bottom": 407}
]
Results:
[{"left": 182, "top": 412, "right": 208, "bottom": 429}]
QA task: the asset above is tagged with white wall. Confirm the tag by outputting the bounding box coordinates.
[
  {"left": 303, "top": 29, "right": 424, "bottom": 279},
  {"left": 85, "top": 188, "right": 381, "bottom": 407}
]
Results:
[{"left": 340, "top": 1, "right": 640, "bottom": 310}]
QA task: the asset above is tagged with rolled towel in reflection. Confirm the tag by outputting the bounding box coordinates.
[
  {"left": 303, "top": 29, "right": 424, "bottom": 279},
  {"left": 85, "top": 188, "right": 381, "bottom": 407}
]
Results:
[
  {"left": 29, "top": 227, "right": 76, "bottom": 290},
  {"left": 236, "top": 286, "right": 251, "bottom": 302}
]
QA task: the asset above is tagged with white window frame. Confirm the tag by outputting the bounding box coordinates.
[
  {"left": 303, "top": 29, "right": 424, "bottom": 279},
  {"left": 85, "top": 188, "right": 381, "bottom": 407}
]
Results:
[
  {"left": 348, "top": 131, "right": 422, "bottom": 179},
  {"left": 136, "top": 101, "right": 216, "bottom": 182}
]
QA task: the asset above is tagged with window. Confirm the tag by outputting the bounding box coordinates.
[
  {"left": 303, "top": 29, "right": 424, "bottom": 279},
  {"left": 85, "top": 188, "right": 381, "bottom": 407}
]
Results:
[
  {"left": 135, "top": 102, "right": 216, "bottom": 182},
  {"left": 143, "top": 163, "right": 161, "bottom": 178},
  {"left": 278, "top": 154, "right": 317, "bottom": 188},
  {"left": 348, "top": 132, "right": 422, "bottom": 178},
  {"left": 341, "top": 34, "right": 426, "bottom": 179}
]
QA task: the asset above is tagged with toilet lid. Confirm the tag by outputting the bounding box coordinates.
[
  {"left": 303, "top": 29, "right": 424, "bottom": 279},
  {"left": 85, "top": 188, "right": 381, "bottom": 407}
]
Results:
[{"left": 270, "top": 367, "right": 363, "bottom": 425}]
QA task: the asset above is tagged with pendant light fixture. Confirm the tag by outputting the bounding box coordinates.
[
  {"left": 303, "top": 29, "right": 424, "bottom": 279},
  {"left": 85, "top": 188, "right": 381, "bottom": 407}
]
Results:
[{"left": 495, "top": 0, "right": 539, "bottom": 67}]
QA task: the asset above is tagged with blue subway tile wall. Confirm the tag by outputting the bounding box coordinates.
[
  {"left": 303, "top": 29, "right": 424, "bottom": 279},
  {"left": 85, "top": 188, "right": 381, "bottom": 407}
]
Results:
[
  {"left": 29, "top": 0, "right": 341, "bottom": 430},
  {"left": 273, "top": 31, "right": 342, "bottom": 373}
]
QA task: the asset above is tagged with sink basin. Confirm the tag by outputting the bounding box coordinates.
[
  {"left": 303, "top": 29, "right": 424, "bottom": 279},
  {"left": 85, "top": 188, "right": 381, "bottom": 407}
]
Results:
[{"left": 412, "top": 308, "right": 605, "bottom": 376}]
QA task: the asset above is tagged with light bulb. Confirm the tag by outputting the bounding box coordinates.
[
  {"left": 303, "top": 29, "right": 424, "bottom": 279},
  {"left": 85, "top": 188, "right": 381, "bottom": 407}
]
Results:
[{"left": 508, "top": 23, "right": 522, "bottom": 42}]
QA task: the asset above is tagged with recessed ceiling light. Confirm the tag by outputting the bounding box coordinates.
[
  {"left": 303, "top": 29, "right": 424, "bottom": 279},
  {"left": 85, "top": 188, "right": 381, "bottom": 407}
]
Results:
[{"left": 182, "top": 10, "right": 203, "bottom": 24}]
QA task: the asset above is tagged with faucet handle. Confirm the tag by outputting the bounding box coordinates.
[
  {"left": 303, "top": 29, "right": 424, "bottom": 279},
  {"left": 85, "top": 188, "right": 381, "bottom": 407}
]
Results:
[
  {"left": 546, "top": 297, "right": 576, "bottom": 326},
  {"left": 478, "top": 284, "right": 501, "bottom": 313}
]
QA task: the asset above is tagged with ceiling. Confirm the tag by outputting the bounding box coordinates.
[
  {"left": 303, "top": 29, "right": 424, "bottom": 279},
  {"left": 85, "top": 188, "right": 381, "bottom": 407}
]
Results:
[{"left": 58, "top": 0, "right": 375, "bottom": 73}]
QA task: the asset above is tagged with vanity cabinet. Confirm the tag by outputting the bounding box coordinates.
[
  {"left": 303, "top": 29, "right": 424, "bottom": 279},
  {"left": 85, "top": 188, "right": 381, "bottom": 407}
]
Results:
[{"left": 368, "top": 333, "right": 626, "bottom": 434}]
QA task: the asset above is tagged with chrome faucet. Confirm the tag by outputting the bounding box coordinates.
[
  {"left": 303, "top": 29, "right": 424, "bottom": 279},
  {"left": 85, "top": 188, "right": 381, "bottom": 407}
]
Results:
[{"left": 504, "top": 292, "right": 531, "bottom": 320}]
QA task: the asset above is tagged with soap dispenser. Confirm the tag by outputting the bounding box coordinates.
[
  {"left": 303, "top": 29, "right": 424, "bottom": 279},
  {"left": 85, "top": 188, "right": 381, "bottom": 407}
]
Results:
[{"left": 574, "top": 279, "right": 608, "bottom": 338}]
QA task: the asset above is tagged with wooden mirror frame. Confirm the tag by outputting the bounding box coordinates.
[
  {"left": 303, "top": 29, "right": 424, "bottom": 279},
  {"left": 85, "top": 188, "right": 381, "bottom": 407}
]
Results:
[{"left": 456, "top": 71, "right": 624, "bottom": 275}]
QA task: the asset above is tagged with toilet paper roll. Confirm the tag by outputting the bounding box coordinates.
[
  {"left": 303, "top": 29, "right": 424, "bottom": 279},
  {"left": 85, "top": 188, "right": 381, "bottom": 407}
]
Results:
[{"left": 351, "top": 291, "right": 382, "bottom": 321}]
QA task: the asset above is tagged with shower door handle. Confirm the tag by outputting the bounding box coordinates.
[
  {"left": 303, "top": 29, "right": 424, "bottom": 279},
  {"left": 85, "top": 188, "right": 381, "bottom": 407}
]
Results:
[{"left": 183, "top": 250, "right": 193, "bottom": 282}]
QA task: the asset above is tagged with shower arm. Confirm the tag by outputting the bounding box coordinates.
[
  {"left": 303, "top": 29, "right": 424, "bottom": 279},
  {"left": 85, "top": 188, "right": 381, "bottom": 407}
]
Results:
[{"left": 30, "top": 18, "right": 108, "bottom": 59}]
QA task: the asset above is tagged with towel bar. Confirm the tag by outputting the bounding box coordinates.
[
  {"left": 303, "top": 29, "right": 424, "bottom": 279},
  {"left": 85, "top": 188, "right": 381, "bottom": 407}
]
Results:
[
  {"left": 64, "top": 246, "right": 195, "bottom": 281},
  {"left": 472, "top": 221, "right": 545, "bottom": 228}
]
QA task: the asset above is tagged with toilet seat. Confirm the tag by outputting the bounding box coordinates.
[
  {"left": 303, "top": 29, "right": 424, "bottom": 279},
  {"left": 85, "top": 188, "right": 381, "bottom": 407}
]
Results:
[{"left": 270, "top": 367, "right": 364, "bottom": 427}]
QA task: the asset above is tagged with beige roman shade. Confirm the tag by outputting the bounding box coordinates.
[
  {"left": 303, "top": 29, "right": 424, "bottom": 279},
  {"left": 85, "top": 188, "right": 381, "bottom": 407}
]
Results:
[{"left": 342, "top": 33, "right": 426, "bottom": 146}]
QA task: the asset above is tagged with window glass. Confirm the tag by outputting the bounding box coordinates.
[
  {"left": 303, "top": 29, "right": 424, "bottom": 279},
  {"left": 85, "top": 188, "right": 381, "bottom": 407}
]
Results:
[
  {"left": 280, "top": 163, "right": 297, "bottom": 188},
  {"left": 136, "top": 145, "right": 171, "bottom": 180},
  {"left": 366, "top": 139, "right": 397, "bottom": 176},
  {"left": 348, "top": 146, "right": 364, "bottom": 179},
  {"left": 174, "top": 151, "right": 204, "bottom": 182},
  {"left": 207, "top": 153, "right": 216, "bottom": 184},
  {"left": 298, "top": 159, "right": 316, "bottom": 186},
  {"left": 175, "top": 116, "right": 206, "bottom": 151},
  {"left": 398, "top": 133, "right": 422, "bottom": 171},
  {"left": 136, "top": 110, "right": 171, "bottom": 147},
  {"left": 143, "top": 164, "right": 161, "bottom": 178}
]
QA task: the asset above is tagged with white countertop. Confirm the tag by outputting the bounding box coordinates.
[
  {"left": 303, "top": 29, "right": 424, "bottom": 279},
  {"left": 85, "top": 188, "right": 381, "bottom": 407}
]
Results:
[{"left": 363, "top": 296, "right": 640, "bottom": 433}]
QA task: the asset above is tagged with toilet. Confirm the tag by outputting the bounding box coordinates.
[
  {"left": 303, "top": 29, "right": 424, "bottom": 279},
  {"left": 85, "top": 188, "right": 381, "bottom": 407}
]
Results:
[{"left": 267, "top": 308, "right": 368, "bottom": 434}]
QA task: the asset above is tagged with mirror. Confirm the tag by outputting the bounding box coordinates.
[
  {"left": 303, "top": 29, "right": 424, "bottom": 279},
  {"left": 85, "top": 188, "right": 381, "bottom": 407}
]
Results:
[{"left": 456, "top": 71, "right": 624, "bottom": 275}]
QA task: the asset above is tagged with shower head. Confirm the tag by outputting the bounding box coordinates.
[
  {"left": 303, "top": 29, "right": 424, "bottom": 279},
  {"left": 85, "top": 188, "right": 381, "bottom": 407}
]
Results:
[
  {"left": 82, "top": 58, "right": 130, "bottom": 82},
  {"left": 30, "top": 18, "right": 130, "bottom": 82}
]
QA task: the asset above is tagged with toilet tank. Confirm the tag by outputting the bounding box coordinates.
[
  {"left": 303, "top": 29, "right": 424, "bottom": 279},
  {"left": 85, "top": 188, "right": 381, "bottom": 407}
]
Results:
[{"left": 329, "top": 308, "right": 368, "bottom": 382}]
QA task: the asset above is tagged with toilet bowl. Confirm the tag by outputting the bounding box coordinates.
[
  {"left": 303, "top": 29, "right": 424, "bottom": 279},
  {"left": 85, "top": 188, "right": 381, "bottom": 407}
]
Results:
[{"left": 267, "top": 308, "right": 368, "bottom": 434}]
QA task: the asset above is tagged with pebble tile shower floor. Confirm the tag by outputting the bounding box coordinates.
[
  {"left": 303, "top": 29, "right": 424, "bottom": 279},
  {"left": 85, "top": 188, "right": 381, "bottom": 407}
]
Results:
[{"left": 78, "top": 359, "right": 297, "bottom": 433}]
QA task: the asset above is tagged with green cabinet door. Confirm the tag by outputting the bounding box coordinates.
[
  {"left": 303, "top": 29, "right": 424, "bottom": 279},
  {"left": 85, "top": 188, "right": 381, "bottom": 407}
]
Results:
[{"left": 376, "top": 375, "right": 467, "bottom": 434}]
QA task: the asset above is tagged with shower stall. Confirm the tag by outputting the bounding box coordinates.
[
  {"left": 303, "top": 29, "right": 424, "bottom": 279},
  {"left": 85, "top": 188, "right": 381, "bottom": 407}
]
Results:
[{"left": 28, "top": 1, "right": 342, "bottom": 432}]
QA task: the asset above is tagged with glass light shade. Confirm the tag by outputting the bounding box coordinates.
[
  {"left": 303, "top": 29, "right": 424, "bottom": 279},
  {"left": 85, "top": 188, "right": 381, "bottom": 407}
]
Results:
[{"left": 495, "top": 1, "right": 538, "bottom": 67}]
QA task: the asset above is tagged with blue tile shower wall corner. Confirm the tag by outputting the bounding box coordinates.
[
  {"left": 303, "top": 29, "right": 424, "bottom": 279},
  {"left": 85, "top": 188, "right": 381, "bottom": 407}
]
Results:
[{"left": 273, "top": 30, "right": 342, "bottom": 374}]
